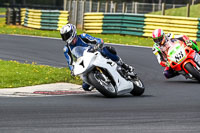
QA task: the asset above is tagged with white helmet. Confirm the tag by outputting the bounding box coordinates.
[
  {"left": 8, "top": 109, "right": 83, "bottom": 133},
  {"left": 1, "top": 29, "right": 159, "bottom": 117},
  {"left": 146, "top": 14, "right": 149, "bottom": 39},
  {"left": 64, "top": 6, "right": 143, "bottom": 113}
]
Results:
[{"left": 60, "top": 24, "right": 77, "bottom": 44}]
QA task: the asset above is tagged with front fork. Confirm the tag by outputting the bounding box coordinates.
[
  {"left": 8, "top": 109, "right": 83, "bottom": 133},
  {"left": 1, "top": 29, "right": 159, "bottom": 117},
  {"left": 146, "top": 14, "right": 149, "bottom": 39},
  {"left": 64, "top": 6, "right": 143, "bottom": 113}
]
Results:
[{"left": 96, "top": 67, "right": 111, "bottom": 83}]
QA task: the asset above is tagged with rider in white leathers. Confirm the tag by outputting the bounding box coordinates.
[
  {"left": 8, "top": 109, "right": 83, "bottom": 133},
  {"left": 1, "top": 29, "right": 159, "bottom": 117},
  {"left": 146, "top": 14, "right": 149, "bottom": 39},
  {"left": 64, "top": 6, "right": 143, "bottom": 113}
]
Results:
[{"left": 60, "top": 24, "right": 134, "bottom": 91}]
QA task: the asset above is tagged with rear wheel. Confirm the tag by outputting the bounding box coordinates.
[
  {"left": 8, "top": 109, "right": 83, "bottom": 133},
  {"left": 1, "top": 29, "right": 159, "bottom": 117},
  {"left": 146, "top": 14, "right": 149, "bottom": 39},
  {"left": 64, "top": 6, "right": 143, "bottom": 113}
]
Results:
[
  {"left": 130, "top": 76, "right": 145, "bottom": 96},
  {"left": 184, "top": 63, "right": 200, "bottom": 81},
  {"left": 88, "top": 70, "right": 117, "bottom": 98}
]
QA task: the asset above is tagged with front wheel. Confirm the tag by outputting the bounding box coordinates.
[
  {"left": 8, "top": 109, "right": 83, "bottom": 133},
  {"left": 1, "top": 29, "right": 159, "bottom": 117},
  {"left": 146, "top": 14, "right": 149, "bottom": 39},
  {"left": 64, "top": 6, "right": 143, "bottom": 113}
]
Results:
[
  {"left": 130, "top": 76, "right": 145, "bottom": 96},
  {"left": 88, "top": 70, "right": 117, "bottom": 98},
  {"left": 184, "top": 63, "right": 200, "bottom": 81}
]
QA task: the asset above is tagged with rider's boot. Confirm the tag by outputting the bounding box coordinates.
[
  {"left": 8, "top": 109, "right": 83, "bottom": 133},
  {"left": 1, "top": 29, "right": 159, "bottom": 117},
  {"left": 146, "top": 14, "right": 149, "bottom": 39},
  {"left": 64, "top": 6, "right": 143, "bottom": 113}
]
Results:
[
  {"left": 117, "top": 58, "right": 134, "bottom": 72},
  {"left": 82, "top": 82, "right": 91, "bottom": 91},
  {"left": 163, "top": 67, "right": 179, "bottom": 79}
]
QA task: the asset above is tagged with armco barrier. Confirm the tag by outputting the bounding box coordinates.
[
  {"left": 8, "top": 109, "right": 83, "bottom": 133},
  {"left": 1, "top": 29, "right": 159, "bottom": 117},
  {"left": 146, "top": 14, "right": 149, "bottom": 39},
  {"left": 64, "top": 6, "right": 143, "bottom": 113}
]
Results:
[
  {"left": 21, "top": 8, "right": 69, "bottom": 30},
  {"left": 84, "top": 13, "right": 200, "bottom": 41}
]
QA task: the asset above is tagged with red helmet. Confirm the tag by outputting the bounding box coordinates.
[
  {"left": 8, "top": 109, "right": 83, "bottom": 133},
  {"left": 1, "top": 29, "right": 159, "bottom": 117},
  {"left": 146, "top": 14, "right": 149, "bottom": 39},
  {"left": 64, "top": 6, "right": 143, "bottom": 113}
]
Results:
[{"left": 152, "top": 29, "right": 165, "bottom": 45}]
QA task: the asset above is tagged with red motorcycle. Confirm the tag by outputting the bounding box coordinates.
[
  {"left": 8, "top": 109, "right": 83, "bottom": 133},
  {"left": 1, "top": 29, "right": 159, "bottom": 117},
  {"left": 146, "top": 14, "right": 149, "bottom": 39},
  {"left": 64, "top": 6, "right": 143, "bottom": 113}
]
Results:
[{"left": 167, "top": 40, "right": 200, "bottom": 81}]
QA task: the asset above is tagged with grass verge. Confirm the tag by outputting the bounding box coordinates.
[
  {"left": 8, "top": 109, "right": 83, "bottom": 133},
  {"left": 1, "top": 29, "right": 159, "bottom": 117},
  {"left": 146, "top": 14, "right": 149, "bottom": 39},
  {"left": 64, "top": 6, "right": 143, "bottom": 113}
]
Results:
[
  {"left": 0, "top": 60, "right": 82, "bottom": 88},
  {"left": 0, "top": 8, "right": 6, "bottom": 15},
  {"left": 149, "top": 4, "right": 200, "bottom": 18}
]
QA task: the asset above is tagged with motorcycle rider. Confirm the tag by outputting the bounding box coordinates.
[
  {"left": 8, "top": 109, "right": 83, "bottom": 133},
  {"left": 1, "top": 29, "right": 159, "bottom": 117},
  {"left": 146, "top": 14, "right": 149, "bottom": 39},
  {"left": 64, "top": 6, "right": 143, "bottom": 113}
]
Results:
[
  {"left": 152, "top": 29, "right": 200, "bottom": 79},
  {"left": 60, "top": 24, "right": 134, "bottom": 91}
]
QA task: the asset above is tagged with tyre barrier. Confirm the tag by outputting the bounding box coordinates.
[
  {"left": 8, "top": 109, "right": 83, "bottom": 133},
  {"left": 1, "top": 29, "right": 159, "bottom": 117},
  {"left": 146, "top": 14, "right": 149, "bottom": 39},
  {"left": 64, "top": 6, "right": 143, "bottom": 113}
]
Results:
[
  {"left": 84, "top": 13, "right": 200, "bottom": 41},
  {"left": 21, "top": 8, "right": 69, "bottom": 30}
]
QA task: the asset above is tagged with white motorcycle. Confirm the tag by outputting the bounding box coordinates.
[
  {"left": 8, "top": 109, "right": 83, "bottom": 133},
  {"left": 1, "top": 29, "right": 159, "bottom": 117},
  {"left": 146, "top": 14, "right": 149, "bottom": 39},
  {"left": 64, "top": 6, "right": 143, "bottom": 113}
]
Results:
[{"left": 72, "top": 46, "right": 145, "bottom": 97}]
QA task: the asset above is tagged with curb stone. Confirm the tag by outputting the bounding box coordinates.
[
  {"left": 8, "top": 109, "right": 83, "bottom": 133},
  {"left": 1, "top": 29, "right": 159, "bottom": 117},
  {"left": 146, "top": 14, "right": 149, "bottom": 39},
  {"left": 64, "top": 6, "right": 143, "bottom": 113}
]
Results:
[{"left": 0, "top": 83, "right": 86, "bottom": 97}]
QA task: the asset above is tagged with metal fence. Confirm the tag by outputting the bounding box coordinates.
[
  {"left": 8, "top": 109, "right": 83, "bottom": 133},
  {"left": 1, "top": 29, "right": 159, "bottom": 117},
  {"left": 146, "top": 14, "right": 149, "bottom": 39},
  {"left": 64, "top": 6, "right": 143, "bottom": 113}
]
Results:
[
  {"left": 65, "top": 1, "right": 187, "bottom": 29},
  {"left": 6, "top": 8, "right": 21, "bottom": 25},
  {"left": 83, "top": 1, "right": 186, "bottom": 14},
  {"left": 4, "top": 1, "right": 189, "bottom": 30}
]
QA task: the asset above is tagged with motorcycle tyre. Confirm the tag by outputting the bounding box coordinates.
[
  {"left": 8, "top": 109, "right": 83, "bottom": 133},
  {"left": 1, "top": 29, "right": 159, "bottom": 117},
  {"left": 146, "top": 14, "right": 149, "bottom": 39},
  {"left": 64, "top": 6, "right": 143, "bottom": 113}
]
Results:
[
  {"left": 130, "top": 76, "right": 145, "bottom": 96},
  {"left": 88, "top": 71, "right": 117, "bottom": 98},
  {"left": 184, "top": 63, "right": 200, "bottom": 81}
]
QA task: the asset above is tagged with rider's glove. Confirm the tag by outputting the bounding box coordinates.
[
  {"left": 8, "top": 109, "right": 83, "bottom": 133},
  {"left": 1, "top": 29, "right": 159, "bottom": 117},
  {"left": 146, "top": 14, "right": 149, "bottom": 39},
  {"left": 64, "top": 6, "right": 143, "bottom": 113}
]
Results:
[
  {"left": 93, "top": 45, "right": 99, "bottom": 51},
  {"left": 98, "top": 41, "right": 104, "bottom": 49},
  {"left": 88, "top": 46, "right": 97, "bottom": 53},
  {"left": 95, "top": 42, "right": 103, "bottom": 50},
  {"left": 88, "top": 40, "right": 104, "bottom": 52},
  {"left": 160, "top": 61, "right": 169, "bottom": 67},
  {"left": 166, "top": 62, "right": 170, "bottom": 67},
  {"left": 96, "top": 39, "right": 104, "bottom": 49},
  {"left": 186, "top": 40, "right": 193, "bottom": 47},
  {"left": 93, "top": 43, "right": 103, "bottom": 51}
]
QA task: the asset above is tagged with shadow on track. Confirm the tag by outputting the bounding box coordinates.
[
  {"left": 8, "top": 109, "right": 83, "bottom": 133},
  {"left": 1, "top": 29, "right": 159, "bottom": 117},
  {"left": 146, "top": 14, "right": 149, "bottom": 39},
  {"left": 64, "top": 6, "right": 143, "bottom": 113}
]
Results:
[
  {"left": 81, "top": 93, "right": 154, "bottom": 99},
  {"left": 165, "top": 80, "right": 199, "bottom": 84}
]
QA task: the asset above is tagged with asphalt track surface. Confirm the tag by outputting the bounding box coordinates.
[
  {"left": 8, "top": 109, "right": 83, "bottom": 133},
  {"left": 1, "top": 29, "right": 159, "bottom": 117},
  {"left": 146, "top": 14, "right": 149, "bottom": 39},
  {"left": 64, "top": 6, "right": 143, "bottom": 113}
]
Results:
[{"left": 0, "top": 34, "right": 200, "bottom": 133}]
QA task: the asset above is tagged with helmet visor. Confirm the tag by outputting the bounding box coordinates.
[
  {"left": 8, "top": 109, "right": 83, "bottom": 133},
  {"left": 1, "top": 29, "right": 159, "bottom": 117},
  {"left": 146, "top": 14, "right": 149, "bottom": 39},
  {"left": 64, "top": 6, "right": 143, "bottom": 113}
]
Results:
[
  {"left": 153, "top": 35, "right": 163, "bottom": 44},
  {"left": 61, "top": 30, "right": 73, "bottom": 41}
]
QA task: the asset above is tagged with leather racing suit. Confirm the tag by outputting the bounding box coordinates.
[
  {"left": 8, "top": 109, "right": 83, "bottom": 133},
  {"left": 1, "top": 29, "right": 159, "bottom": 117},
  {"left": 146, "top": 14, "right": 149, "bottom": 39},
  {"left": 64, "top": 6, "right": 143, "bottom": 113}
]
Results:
[
  {"left": 63, "top": 33, "right": 103, "bottom": 71},
  {"left": 63, "top": 33, "right": 120, "bottom": 90},
  {"left": 152, "top": 33, "right": 200, "bottom": 79}
]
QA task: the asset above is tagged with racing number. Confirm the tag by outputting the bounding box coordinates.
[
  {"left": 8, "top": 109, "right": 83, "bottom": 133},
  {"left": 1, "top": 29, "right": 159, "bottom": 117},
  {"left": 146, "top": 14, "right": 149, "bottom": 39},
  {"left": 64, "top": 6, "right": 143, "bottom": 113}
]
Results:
[{"left": 175, "top": 51, "right": 184, "bottom": 62}]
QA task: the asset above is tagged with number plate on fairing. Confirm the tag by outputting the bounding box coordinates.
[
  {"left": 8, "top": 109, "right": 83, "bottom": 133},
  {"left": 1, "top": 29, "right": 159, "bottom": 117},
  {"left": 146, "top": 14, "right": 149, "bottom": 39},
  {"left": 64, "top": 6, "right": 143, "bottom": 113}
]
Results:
[{"left": 168, "top": 45, "right": 186, "bottom": 64}]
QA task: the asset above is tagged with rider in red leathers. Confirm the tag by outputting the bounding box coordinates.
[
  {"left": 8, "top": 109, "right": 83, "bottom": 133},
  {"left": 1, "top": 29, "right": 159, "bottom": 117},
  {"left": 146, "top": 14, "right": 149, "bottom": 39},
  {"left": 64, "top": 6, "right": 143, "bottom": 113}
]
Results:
[{"left": 152, "top": 29, "right": 200, "bottom": 79}]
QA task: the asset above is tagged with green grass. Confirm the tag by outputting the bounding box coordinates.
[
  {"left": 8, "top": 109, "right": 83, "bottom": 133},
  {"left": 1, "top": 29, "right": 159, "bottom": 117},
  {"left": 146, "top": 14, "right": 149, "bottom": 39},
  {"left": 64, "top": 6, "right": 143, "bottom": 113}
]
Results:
[
  {"left": 0, "top": 8, "right": 6, "bottom": 15},
  {"left": 0, "top": 60, "right": 82, "bottom": 88},
  {"left": 149, "top": 4, "right": 200, "bottom": 18}
]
